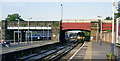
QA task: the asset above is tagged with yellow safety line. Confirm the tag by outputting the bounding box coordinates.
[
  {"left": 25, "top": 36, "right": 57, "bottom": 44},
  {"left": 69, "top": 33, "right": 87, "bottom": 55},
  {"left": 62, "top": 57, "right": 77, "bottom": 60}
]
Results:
[{"left": 90, "top": 42, "right": 92, "bottom": 61}]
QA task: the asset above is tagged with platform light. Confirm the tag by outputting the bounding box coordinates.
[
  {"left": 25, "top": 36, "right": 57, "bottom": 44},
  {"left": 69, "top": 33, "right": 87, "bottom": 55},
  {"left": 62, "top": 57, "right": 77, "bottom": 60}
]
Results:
[
  {"left": 111, "top": 0, "right": 115, "bottom": 55},
  {"left": 97, "top": 16, "right": 102, "bottom": 46},
  {"left": 27, "top": 18, "right": 32, "bottom": 44}
]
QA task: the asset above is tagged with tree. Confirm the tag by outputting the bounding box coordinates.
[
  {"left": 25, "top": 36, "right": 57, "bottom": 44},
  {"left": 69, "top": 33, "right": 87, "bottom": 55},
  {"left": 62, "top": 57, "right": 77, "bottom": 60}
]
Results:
[
  {"left": 81, "top": 31, "right": 90, "bottom": 36},
  {"left": 5, "top": 13, "right": 24, "bottom": 21},
  {"left": 105, "top": 16, "right": 112, "bottom": 20},
  {"left": 114, "top": 1, "right": 120, "bottom": 23},
  {"left": 115, "top": 13, "right": 120, "bottom": 19}
]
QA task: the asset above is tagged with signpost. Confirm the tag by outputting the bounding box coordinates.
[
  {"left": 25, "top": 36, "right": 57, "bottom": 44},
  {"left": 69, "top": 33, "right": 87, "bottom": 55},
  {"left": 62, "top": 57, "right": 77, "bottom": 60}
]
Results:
[{"left": 111, "top": 0, "right": 115, "bottom": 55}]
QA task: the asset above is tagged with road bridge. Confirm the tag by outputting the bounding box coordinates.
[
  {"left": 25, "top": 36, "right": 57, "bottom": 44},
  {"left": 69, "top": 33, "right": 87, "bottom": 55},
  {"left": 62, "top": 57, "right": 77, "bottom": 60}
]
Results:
[
  {"left": 0, "top": 19, "right": 113, "bottom": 42},
  {"left": 60, "top": 19, "right": 112, "bottom": 42}
]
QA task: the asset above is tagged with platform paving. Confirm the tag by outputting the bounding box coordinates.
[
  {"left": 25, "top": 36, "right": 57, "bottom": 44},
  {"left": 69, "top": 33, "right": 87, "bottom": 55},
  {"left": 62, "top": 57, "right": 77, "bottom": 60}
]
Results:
[
  {"left": 0, "top": 40, "right": 59, "bottom": 54},
  {"left": 69, "top": 41, "right": 119, "bottom": 61}
]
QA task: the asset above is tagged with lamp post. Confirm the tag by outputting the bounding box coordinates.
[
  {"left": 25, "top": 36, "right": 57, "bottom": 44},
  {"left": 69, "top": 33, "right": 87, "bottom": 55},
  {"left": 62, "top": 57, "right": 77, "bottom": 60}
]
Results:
[
  {"left": 100, "top": 17, "right": 102, "bottom": 46},
  {"left": 111, "top": 0, "right": 115, "bottom": 55},
  {"left": 97, "top": 16, "right": 102, "bottom": 46},
  {"left": 61, "top": 3, "right": 63, "bottom": 21},
  {"left": 60, "top": 3, "right": 63, "bottom": 41},
  {"left": 60, "top": 3, "right": 63, "bottom": 29},
  {"left": 27, "top": 18, "right": 32, "bottom": 44}
]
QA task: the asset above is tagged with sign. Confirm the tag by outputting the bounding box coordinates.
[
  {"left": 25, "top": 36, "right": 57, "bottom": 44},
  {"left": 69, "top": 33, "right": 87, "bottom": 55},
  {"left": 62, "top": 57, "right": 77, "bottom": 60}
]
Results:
[{"left": 119, "top": 19, "right": 120, "bottom": 36}]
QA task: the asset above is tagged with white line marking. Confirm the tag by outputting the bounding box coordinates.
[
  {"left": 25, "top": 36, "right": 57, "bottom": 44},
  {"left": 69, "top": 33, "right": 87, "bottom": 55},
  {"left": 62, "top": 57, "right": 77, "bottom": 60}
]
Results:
[{"left": 68, "top": 42, "right": 86, "bottom": 61}]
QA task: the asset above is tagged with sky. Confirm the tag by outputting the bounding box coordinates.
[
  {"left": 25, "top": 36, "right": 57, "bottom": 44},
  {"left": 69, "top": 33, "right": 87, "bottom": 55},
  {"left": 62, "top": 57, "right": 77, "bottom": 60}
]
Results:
[
  {"left": 0, "top": 0, "right": 118, "bottom": 2},
  {"left": 0, "top": 0, "right": 119, "bottom": 21}
]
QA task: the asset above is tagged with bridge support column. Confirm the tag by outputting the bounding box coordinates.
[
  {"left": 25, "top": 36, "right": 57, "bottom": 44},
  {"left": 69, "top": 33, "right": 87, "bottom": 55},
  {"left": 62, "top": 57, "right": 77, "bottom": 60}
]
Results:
[
  {"left": 90, "top": 22, "right": 100, "bottom": 42},
  {"left": 60, "top": 30, "right": 65, "bottom": 42},
  {"left": 52, "top": 27, "right": 60, "bottom": 41},
  {"left": 1, "top": 20, "right": 7, "bottom": 41}
]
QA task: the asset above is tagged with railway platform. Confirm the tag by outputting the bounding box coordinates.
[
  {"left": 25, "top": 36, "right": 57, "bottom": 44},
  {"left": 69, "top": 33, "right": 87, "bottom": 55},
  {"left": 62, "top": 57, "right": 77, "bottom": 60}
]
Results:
[
  {"left": 69, "top": 41, "right": 119, "bottom": 61},
  {"left": 0, "top": 40, "right": 59, "bottom": 54}
]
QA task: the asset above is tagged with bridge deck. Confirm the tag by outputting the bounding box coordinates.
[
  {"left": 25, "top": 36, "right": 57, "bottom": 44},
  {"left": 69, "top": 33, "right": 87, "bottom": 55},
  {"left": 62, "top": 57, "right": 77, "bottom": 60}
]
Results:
[{"left": 0, "top": 41, "right": 59, "bottom": 54}]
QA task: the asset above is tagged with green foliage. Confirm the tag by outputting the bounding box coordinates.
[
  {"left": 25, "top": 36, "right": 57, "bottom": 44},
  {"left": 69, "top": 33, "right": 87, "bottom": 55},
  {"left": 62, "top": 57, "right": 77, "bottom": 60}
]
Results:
[
  {"left": 114, "top": 3, "right": 120, "bottom": 23},
  {"left": 70, "top": 33, "right": 74, "bottom": 35},
  {"left": 107, "top": 53, "right": 114, "bottom": 59},
  {"left": 115, "top": 13, "right": 120, "bottom": 19},
  {"left": 105, "top": 16, "right": 112, "bottom": 20},
  {"left": 115, "top": 13, "right": 120, "bottom": 23},
  {"left": 5, "top": 13, "right": 24, "bottom": 22},
  {"left": 107, "top": 53, "right": 113, "bottom": 56},
  {"left": 114, "top": 13, "right": 120, "bottom": 24},
  {"left": 106, "top": 30, "right": 112, "bottom": 32},
  {"left": 55, "top": 22, "right": 60, "bottom": 27},
  {"left": 24, "top": 24, "right": 27, "bottom": 27},
  {"left": 81, "top": 31, "right": 90, "bottom": 36}
]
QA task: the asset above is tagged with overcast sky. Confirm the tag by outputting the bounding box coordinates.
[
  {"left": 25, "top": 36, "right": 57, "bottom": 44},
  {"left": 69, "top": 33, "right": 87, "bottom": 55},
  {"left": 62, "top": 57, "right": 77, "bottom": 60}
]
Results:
[{"left": 0, "top": 0, "right": 119, "bottom": 21}]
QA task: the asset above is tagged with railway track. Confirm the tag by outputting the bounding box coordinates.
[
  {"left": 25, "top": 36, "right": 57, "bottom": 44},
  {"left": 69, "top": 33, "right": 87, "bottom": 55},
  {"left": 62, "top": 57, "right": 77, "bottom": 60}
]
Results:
[{"left": 19, "top": 41, "right": 83, "bottom": 61}]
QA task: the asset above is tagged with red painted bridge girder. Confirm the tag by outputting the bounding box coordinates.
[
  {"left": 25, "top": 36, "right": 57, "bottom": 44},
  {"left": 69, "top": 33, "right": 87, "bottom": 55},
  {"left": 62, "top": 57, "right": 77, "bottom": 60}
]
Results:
[
  {"left": 62, "top": 23, "right": 91, "bottom": 31},
  {"left": 62, "top": 23, "right": 113, "bottom": 31},
  {"left": 102, "top": 23, "right": 112, "bottom": 30}
]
